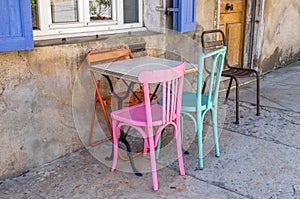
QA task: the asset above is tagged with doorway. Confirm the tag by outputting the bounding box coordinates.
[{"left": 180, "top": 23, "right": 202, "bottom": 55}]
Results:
[{"left": 219, "top": 0, "right": 246, "bottom": 68}]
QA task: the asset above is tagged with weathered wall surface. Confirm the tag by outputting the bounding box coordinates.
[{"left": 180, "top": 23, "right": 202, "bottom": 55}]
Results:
[
  {"left": 196, "top": 0, "right": 217, "bottom": 30},
  {"left": 143, "top": 0, "right": 161, "bottom": 30},
  {"left": 143, "top": 0, "right": 216, "bottom": 43},
  {"left": 0, "top": 46, "right": 84, "bottom": 180},
  {"left": 194, "top": 0, "right": 217, "bottom": 43},
  {"left": 258, "top": 0, "right": 300, "bottom": 72}
]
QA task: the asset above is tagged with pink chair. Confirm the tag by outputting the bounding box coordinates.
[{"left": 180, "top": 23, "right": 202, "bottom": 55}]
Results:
[{"left": 110, "top": 62, "right": 186, "bottom": 190}]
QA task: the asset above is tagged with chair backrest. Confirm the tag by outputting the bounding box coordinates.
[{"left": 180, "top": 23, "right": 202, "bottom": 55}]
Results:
[
  {"left": 201, "top": 29, "right": 230, "bottom": 68},
  {"left": 201, "top": 29, "right": 225, "bottom": 51},
  {"left": 138, "top": 62, "right": 186, "bottom": 125},
  {"left": 85, "top": 46, "right": 133, "bottom": 136},
  {"left": 197, "top": 46, "right": 227, "bottom": 108},
  {"left": 86, "top": 45, "right": 133, "bottom": 66}
]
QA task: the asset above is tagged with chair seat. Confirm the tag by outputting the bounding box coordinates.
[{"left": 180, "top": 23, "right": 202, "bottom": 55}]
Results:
[
  {"left": 222, "top": 68, "right": 255, "bottom": 78},
  {"left": 110, "top": 103, "right": 164, "bottom": 127},
  {"left": 181, "top": 92, "right": 209, "bottom": 112}
]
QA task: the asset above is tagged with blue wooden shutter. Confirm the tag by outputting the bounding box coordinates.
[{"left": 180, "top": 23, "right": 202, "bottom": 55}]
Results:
[
  {"left": 0, "top": 0, "right": 34, "bottom": 52},
  {"left": 173, "top": 0, "right": 196, "bottom": 33}
]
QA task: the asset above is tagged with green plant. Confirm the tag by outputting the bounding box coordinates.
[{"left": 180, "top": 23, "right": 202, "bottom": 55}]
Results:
[
  {"left": 97, "top": 0, "right": 110, "bottom": 8},
  {"left": 89, "top": 0, "right": 111, "bottom": 19},
  {"left": 31, "top": 0, "right": 37, "bottom": 7},
  {"left": 89, "top": 3, "right": 97, "bottom": 15}
]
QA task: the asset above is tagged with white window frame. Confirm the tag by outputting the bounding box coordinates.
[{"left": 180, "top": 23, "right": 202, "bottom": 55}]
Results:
[{"left": 33, "top": 0, "right": 144, "bottom": 40}]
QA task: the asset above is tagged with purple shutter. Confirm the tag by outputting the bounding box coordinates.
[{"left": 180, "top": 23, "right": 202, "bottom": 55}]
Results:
[
  {"left": 0, "top": 0, "right": 33, "bottom": 52},
  {"left": 177, "top": 0, "right": 196, "bottom": 33}
]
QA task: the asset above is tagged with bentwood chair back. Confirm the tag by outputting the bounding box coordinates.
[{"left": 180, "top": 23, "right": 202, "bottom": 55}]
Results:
[
  {"left": 110, "top": 62, "right": 186, "bottom": 190},
  {"left": 181, "top": 46, "right": 227, "bottom": 169}
]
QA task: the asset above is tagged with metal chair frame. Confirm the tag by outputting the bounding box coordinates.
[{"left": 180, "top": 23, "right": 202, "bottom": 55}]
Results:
[{"left": 201, "top": 29, "right": 260, "bottom": 124}]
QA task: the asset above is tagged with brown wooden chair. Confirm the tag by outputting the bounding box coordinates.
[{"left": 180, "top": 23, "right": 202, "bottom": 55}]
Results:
[{"left": 201, "top": 29, "right": 260, "bottom": 124}]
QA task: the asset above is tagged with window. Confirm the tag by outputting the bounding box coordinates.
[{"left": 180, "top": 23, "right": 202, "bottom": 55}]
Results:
[{"left": 31, "top": 0, "right": 143, "bottom": 40}]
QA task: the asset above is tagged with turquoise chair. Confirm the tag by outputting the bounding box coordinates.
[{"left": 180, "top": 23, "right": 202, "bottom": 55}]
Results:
[
  {"left": 180, "top": 46, "right": 226, "bottom": 169},
  {"left": 155, "top": 47, "right": 226, "bottom": 169}
]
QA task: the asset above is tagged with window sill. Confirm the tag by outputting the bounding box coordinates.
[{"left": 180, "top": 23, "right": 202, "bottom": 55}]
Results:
[
  {"left": 34, "top": 28, "right": 160, "bottom": 47},
  {"left": 33, "top": 24, "right": 145, "bottom": 41}
]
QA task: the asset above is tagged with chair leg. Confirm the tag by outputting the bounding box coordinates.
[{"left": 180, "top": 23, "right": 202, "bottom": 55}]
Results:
[
  {"left": 89, "top": 82, "right": 113, "bottom": 146},
  {"left": 180, "top": 115, "right": 186, "bottom": 154},
  {"left": 232, "top": 77, "right": 240, "bottom": 124},
  {"left": 225, "top": 77, "right": 233, "bottom": 103},
  {"left": 255, "top": 71, "right": 260, "bottom": 116},
  {"left": 211, "top": 109, "right": 220, "bottom": 157},
  {"left": 155, "top": 135, "right": 161, "bottom": 160},
  {"left": 197, "top": 121, "right": 204, "bottom": 169},
  {"left": 147, "top": 128, "right": 158, "bottom": 190},
  {"left": 111, "top": 119, "right": 119, "bottom": 172},
  {"left": 176, "top": 123, "right": 185, "bottom": 176},
  {"left": 155, "top": 126, "right": 164, "bottom": 160},
  {"left": 89, "top": 91, "right": 99, "bottom": 146}
]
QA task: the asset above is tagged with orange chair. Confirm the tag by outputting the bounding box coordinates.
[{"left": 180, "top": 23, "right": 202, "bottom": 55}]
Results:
[{"left": 86, "top": 46, "right": 133, "bottom": 147}]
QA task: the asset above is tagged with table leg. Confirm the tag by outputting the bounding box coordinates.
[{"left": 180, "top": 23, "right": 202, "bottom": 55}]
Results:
[{"left": 103, "top": 75, "right": 142, "bottom": 176}]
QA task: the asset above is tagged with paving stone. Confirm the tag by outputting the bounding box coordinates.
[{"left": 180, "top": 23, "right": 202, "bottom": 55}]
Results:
[
  {"left": 170, "top": 130, "right": 300, "bottom": 199},
  {"left": 0, "top": 150, "right": 247, "bottom": 199}
]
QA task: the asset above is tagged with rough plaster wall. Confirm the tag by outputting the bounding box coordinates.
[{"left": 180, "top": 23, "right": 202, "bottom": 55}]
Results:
[
  {"left": 0, "top": 47, "right": 86, "bottom": 180},
  {"left": 243, "top": 0, "right": 255, "bottom": 68},
  {"left": 143, "top": 0, "right": 161, "bottom": 31},
  {"left": 193, "top": 0, "right": 217, "bottom": 43},
  {"left": 143, "top": 0, "right": 216, "bottom": 42},
  {"left": 260, "top": 0, "right": 300, "bottom": 72}
]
